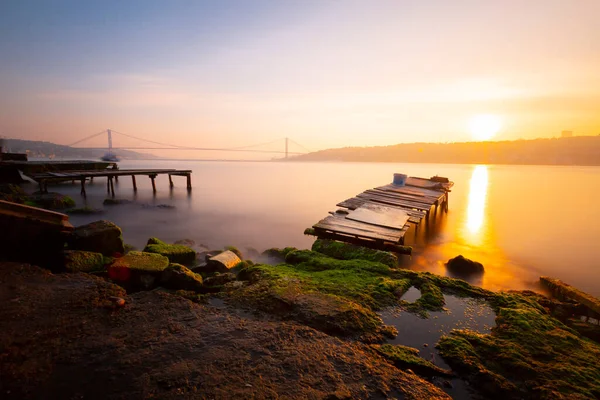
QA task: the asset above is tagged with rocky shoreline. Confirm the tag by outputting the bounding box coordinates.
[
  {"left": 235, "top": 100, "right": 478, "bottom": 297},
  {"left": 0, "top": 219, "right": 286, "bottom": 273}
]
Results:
[{"left": 1, "top": 190, "right": 600, "bottom": 399}]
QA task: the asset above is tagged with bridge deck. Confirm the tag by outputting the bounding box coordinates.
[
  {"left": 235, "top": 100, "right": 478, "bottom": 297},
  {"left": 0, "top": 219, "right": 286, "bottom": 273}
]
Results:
[
  {"left": 26, "top": 168, "right": 193, "bottom": 196},
  {"left": 307, "top": 175, "right": 453, "bottom": 254}
]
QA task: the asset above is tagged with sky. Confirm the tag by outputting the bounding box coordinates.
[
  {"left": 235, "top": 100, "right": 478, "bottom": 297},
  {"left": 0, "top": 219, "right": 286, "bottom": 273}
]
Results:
[{"left": 1, "top": 0, "right": 599, "bottom": 158}]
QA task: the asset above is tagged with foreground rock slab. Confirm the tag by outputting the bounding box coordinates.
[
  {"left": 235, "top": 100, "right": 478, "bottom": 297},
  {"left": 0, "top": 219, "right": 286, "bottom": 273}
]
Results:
[{"left": 0, "top": 262, "right": 448, "bottom": 400}]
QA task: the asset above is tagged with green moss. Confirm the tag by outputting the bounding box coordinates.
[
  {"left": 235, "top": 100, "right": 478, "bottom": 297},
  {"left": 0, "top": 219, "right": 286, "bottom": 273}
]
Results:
[
  {"left": 437, "top": 290, "right": 600, "bottom": 399},
  {"left": 63, "top": 250, "right": 105, "bottom": 273},
  {"left": 143, "top": 237, "right": 196, "bottom": 265},
  {"left": 109, "top": 251, "right": 169, "bottom": 273},
  {"left": 261, "top": 247, "right": 298, "bottom": 260},
  {"left": 372, "top": 344, "right": 453, "bottom": 377},
  {"left": 311, "top": 239, "right": 398, "bottom": 268},
  {"left": 224, "top": 245, "right": 243, "bottom": 259},
  {"left": 123, "top": 243, "right": 136, "bottom": 253},
  {"left": 0, "top": 184, "right": 27, "bottom": 203}
]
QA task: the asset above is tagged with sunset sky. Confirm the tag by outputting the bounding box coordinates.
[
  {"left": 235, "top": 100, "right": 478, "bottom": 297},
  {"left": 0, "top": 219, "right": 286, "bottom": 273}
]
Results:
[{"left": 1, "top": 0, "right": 599, "bottom": 157}]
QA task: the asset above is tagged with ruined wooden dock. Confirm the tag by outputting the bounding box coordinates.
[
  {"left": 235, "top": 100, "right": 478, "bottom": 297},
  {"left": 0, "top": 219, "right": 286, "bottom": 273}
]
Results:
[
  {"left": 306, "top": 175, "right": 453, "bottom": 254},
  {"left": 25, "top": 168, "right": 193, "bottom": 196}
]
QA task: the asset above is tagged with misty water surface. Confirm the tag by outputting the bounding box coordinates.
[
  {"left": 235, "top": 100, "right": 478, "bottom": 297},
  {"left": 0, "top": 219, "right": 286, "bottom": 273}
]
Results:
[{"left": 45, "top": 160, "right": 600, "bottom": 296}]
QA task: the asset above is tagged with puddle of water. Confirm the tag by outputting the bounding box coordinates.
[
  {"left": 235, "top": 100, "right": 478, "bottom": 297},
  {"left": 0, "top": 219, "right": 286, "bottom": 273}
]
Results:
[{"left": 380, "top": 294, "right": 496, "bottom": 400}]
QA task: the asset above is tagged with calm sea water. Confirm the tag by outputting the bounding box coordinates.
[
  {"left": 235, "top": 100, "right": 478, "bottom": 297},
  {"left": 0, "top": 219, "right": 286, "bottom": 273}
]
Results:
[{"left": 46, "top": 160, "right": 600, "bottom": 296}]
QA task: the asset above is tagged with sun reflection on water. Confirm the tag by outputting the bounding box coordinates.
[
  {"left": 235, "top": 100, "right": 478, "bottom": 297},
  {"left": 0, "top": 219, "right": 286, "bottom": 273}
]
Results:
[{"left": 465, "top": 165, "right": 489, "bottom": 242}]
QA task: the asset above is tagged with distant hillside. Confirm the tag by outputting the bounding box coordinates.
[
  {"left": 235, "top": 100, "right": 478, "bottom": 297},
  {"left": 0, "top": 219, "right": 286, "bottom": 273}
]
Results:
[
  {"left": 2, "top": 139, "right": 157, "bottom": 160},
  {"left": 291, "top": 136, "right": 600, "bottom": 166}
]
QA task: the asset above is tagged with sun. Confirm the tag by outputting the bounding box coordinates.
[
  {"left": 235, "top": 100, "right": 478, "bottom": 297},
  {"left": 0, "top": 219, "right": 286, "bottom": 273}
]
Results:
[{"left": 469, "top": 114, "right": 501, "bottom": 141}]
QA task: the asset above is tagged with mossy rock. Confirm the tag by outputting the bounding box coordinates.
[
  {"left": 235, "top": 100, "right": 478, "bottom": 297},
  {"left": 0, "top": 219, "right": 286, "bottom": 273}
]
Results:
[
  {"left": 437, "top": 290, "right": 600, "bottom": 399},
  {"left": 312, "top": 239, "right": 398, "bottom": 268},
  {"left": 372, "top": 344, "right": 453, "bottom": 378},
  {"left": 69, "top": 220, "right": 125, "bottom": 256},
  {"left": 229, "top": 280, "right": 385, "bottom": 338},
  {"left": 108, "top": 251, "right": 169, "bottom": 289},
  {"left": 224, "top": 245, "right": 243, "bottom": 259},
  {"left": 160, "top": 263, "right": 203, "bottom": 292},
  {"left": 26, "top": 193, "right": 75, "bottom": 210},
  {"left": 0, "top": 184, "right": 27, "bottom": 203},
  {"left": 260, "top": 247, "right": 297, "bottom": 263},
  {"left": 143, "top": 237, "right": 196, "bottom": 265},
  {"left": 62, "top": 250, "right": 105, "bottom": 273}
]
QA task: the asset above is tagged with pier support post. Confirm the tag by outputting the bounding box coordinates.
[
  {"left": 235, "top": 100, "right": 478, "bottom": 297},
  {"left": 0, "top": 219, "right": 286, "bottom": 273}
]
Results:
[
  {"left": 149, "top": 175, "right": 157, "bottom": 193},
  {"left": 444, "top": 193, "right": 449, "bottom": 212},
  {"left": 186, "top": 174, "right": 192, "bottom": 190},
  {"left": 109, "top": 177, "right": 115, "bottom": 197},
  {"left": 106, "top": 178, "right": 110, "bottom": 194},
  {"left": 80, "top": 178, "right": 86, "bottom": 197},
  {"left": 132, "top": 175, "right": 137, "bottom": 191},
  {"left": 169, "top": 174, "right": 174, "bottom": 188},
  {"left": 115, "top": 175, "right": 119, "bottom": 183}
]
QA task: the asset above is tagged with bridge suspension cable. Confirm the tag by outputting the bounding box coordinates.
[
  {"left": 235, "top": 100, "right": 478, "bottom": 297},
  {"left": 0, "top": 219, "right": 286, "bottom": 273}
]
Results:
[{"left": 67, "top": 129, "right": 311, "bottom": 155}]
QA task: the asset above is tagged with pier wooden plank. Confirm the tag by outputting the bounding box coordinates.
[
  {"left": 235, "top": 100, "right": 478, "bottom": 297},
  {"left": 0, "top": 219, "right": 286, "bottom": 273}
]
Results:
[
  {"left": 314, "top": 216, "right": 405, "bottom": 243},
  {"left": 346, "top": 203, "right": 409, "bottom": 230},
  {"left": 358, "top": 191, "right": 438, "bottom": 209},
  {"left": 356, "top": 193, "right": 432, "bottom": 212},
  {"left": 366, "top": 188, "right": 437, "bottom": 203},
  {"left": 376, "top": 184, "right": 445, "bottom": 199},
  {"left": 337, "top": 198, "right": 425, "bottom": 221}
]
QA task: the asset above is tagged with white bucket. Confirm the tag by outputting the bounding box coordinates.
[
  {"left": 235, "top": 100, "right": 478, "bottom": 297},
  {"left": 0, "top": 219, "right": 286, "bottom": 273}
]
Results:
[{"left": 393, "top": 173, "right": 407, "bottom": 186}]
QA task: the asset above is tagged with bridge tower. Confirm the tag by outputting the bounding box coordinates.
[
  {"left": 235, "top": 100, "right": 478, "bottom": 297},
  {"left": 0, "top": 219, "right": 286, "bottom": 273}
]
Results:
[{"left": 107, "top": 129, "right": 113, "bottom": 153}]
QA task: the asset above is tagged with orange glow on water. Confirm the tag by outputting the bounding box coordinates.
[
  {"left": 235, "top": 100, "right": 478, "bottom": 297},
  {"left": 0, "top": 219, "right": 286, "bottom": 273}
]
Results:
[{"left": 465, "top": 165, "right": 489, "bottom": 243}]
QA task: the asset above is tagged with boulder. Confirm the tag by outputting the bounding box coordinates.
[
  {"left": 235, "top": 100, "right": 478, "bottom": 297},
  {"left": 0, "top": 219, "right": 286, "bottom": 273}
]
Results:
[
  {"left": 69, "top": 220, "right": 125, "bottom": 256},
  {"left": 206, "top": 250, "right": 242, "bottom": 273},
  {"left": 107, "top": 251, "right": 169, "bottom": 289},
  {"left": 27, "top": 193, "right": 76, "bottom": 210},
  {"left": 160, "top": 263, "right": 203, "bottom": 292},
  {"left": 311, "top": 239, "right": 398, "bottom": 268},
  {"left": 446, "top": 255, "right": 484, "bottom": 275},
  {"left": 63, "top": 250, "right": 105, "bottom": 273},
  {"left": 143, "top": 237, "right": 196, "bottom": 265}
]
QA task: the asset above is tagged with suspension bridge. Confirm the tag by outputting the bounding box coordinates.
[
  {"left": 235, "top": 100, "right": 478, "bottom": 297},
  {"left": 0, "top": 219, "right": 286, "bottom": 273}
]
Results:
[{"left": 68, "top": 129, "right": 311, "bottom": 160}]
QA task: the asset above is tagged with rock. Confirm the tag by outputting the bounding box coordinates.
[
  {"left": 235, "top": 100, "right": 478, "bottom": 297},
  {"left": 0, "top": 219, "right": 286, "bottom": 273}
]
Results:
[
  {"left": 27, "top": 193, "right": 76, "bottom": 210},
  {"left": 312, "top": 239, "right": 398, "bottom": 268},
  {"left": 446, "top": 255, "right": 484, "bottom": 275},
  {"left": 69, "top": 220, "right": 125, "bottom": 256},
  {"left": 259, "top": 247, "right": 297, "bottom": 264},
  {"left": 143, "top": 237, "right": 196, "bottom": 265},
  {"left": 109, "top": 296, "right": 126, "bottom": 307},
  {"left": 62, "top": 250, "right": 105, "bottom": 273},
  {"left": 224, "top": 245, "right": 243, "bottom": 259},
  {"left": 199, "top": 250, "right": 223, "bottom": 263},
  {"left": 103, "top": 198, "right": 132, "bottom": 206},
  {"left": 204, "top": 272, "right": 236, "bottom": 287},
  {"left": 206, "top": 250, "right": 242, "bottom": 273},
  {"left": 0, "top": 184, "right": 27, "bottom": 203},
  {"left": 371, "top": 344, "right": 454, "bottom": 378},
  {"left": 107, "top": 251, "right": 169, "bottom": 289},
  {"left": 244, "top": 247, "right": 260, "bottom": 260},
  {"left": 160, "top": 263, "right": 203, "bottom": 292}
]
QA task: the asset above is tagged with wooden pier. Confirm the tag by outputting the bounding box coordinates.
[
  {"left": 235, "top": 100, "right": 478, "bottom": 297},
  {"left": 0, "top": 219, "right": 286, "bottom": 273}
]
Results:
[
  {"left": 306, "top": 175, "right": 453, "bottom": 255},
  {"left": 26, "top": 168, "right": 193, "bottom": 197}
]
